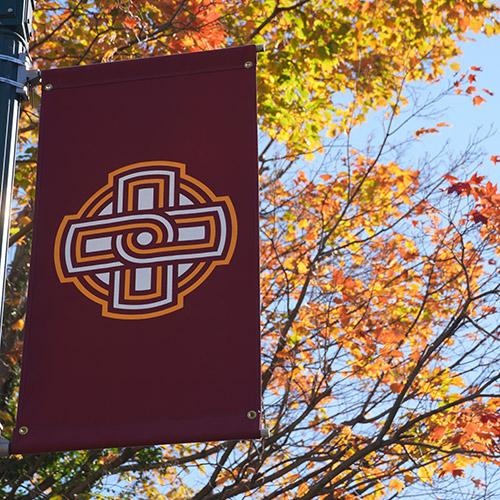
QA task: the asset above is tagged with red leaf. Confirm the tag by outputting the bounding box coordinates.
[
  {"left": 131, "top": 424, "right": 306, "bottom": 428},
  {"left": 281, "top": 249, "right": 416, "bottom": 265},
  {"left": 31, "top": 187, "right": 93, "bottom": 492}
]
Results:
[
  {"left": 447, "top": 182, "right": 471, "bottom": 196},
  {"left": 470, "top": 173, "right": 484, "bottom": 184},
  {"left": 471, "top": 66, "right": 482, "bottom": 71},
  {"left": 483, "top": 88, "right": 494, "bottom": 96},
  {"left": 466, "top": 85, "right": 477, "bottom": 94},
  {"left": 470, "top": 210, "right": 488, "bottom": 224},
  {"left": 123, "top": 16, "right": 138, "bottom": 29},
  {"left": 468, "top": 74, "right": 476, "bottom": 83},
  {"left": 490, "top": 155, "right": 500, "bottom": 165}
]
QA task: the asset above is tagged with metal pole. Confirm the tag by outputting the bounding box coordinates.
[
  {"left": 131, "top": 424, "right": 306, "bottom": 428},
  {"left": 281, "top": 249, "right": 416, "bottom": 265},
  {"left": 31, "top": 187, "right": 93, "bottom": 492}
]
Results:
[{"left": 0, "top": 0, "right": 35, "bottom": 457}]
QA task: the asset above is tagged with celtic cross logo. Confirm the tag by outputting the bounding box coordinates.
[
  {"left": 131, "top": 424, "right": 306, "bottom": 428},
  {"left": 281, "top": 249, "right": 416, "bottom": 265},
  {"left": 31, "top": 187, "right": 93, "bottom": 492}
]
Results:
[{"left": 54, "top": 161, "right": 237, "bottom": 320}]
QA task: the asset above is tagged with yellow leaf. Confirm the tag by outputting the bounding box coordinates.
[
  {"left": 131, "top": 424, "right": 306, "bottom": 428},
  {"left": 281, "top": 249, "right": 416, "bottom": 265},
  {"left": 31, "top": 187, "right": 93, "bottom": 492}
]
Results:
[
  {"left": 417, "top": 465, "right": 434, "bottom": 484},
  {"left": 469, "top": 17, "right": 483, "bottom": 33},
  {"left": 450, "top": 62, "right": 460, "bottom": 72},
  {"left": 297, "top": 262, "right": 308, "bottom": 274}
]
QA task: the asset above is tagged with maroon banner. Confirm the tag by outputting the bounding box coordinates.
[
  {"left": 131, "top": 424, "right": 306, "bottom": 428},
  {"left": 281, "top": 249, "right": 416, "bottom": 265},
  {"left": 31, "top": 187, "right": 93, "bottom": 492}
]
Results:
[{"left": 11, "top": 46, "right": 260, "bottom": 454}]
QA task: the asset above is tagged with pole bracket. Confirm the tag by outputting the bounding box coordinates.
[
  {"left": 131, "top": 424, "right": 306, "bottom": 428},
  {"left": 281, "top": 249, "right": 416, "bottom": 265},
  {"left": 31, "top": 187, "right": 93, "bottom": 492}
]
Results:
[{"left": 0, "top": 51, "right": 39, "bottom": 99}]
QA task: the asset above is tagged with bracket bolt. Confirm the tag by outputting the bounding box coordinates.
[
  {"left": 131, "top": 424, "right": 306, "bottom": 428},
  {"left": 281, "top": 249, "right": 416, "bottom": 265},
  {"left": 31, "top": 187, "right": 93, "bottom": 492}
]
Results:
[
  {"left": 44, "top": 83, "right": 53, "bottom": 91},
  {"left": 247, "top": 410, "right": 258, "bottom": 420},
  {"left": 18, "top": 426, "right": 29, "bottom": 436},
  {"left": 244, "top": 61, "right": 253, "bottom": 69},
  {"left": 7, "top": 8, "right": 14, "bottom": 13}
]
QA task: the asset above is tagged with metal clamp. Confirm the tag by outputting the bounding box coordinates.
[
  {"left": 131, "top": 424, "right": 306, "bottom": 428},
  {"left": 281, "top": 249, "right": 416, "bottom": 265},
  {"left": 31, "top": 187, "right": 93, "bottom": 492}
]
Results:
[
  {"left": 0, "top": 75, "right": 26, "bottom": 90},
  {"left": 0, "top": 51, "right": 40, "bottom": 99},
  {"left": 0, "top": 54, "right": 26, "bottom": 65}
]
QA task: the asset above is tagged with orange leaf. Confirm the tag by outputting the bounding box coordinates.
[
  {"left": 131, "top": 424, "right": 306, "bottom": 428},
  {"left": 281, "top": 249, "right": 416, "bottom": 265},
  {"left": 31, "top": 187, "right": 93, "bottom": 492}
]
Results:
[
  {"left": 415, "top": 127, "right": 439, "bottom": 137},
  {"left": 430, "top": 425, "right": 446, "bottom": 440},
  {"left": 390, "top": 382, "right": 404, "bottom": 393},
  {"left": 123, "top": 16, "right": 138, "bottom": 29},
  {"left": 389, "top": 478, "right": 405, "bottom": 492},
  {"left": 470, "top": 173, "right": 484, "bottom": 184},
  {"left": 12, "top": 318, "right": 25, "bottom": 331},
  {"left": 472, "top": 95, "right": 486, "bottom": 106}
]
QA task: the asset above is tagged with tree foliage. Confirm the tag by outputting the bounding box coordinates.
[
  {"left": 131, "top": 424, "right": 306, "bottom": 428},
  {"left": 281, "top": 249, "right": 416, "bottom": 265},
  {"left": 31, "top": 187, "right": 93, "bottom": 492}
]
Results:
[{"left": 1, "top": 1, "right": 499, "bottom": 498}]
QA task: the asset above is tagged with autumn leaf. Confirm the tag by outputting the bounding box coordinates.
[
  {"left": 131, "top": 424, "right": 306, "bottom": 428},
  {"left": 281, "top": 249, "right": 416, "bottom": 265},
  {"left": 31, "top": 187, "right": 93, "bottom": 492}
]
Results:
[
  {"left": 11, "top": 318, "right": 25, "bottom": 331},
  {"left": 415, "top": 127, "right": 439, "bottom": 137},
  {"left": 470, "top": 173, "right": 485, "bottom": 184},
  {"left": 123, "top": 16, "right": 138, "bottom": 29},
  {"left": 390, "top": 382, "right": 405, "bottom": 393},
  {"left": 297, "top": 262, "right": 308, "bottom": 274},
  {"left": 472, "top": 95, "right": 486, "bottom": 106},
  {"left": 470, "top": 210, "right": 488, "bottom": 224},
  {"left": 430, "top": 425, "right": 447, "bottom": 440},
  {"left": 388, "top": 478, "right": 405, "bottom": 492},
  {"left": 447, "top": 181, "right": 471, "bottom": 195}
]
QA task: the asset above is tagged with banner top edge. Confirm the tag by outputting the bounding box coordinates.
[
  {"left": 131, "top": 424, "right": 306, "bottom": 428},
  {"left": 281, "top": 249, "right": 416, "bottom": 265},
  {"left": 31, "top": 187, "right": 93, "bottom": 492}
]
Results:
[{"left": 40, "top": 45, "right": 258, "bottom": 89}]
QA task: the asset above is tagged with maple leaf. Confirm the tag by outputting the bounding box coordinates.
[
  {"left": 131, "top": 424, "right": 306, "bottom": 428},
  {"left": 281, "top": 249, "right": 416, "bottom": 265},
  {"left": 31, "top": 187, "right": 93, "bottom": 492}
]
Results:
[
  {"left": 472, "top": 95, "right": 486, "bottom": 106},
  {"left": 11, "top": 318, "right": 25, "bottom": 331},
  {"left": 430, "top": 425, "right": 446, "bottom": 440},
  {"left": 490, "top": 155, "right": 500, "bottom": 165},
  {"left": 447, "top": 182, "right": 471, "bottom": 196},
  {"left": 470, "top": 210, "right": 488, "bottom": 224},
  {"left": 123, "top": 16, "right": 138, "bottom": 29},
  {"left": 470, "top": 173, "right": 485, "bottom": 184},
  {"left": 388, "top": 478, "right": 405, "bottom": 492},
  {"left": 415, "top": 127, "right": 439, "bottom": 137},
  {"left": 390, "top": 382, "right": 404, "bottom": 393}
]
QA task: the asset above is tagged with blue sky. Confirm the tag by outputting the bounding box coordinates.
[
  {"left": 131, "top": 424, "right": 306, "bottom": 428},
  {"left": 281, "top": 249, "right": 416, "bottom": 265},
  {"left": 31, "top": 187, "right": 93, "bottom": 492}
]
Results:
[
  {"left": 342, "top": 32, "right": 500, "bottom": 180},
  {"left": 434, "top": 33, "right": 499, "bottom": 183}
]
